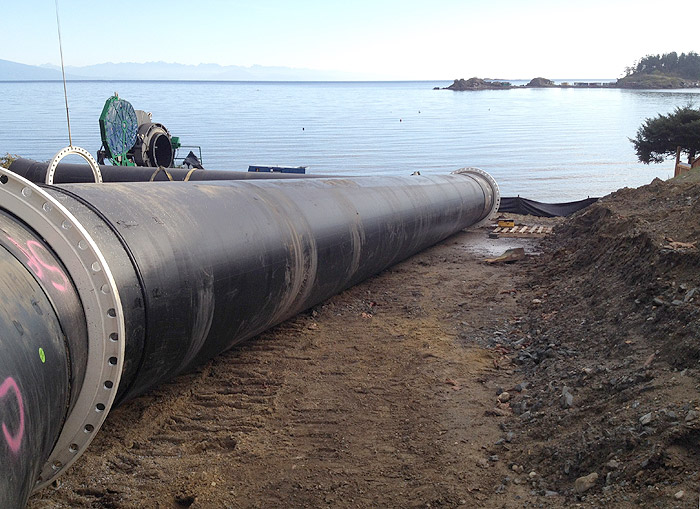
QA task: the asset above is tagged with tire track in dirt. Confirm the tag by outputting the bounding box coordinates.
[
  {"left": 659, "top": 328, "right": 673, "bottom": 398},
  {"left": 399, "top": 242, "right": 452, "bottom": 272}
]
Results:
[
  {"left": 28, "top": 230, "right": 535, "bottom": 509},
  {"left": 28, "top": 321, "right": 316, "bottom": 508}
]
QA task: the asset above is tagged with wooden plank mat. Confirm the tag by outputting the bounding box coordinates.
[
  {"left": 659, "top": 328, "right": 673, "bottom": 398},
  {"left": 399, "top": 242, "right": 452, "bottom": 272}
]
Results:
[{"left": 490, "top": 225, "right": 553, "bottom": 238}]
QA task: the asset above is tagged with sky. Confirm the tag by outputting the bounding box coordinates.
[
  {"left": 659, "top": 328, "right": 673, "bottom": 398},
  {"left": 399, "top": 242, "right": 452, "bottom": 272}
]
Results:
[{"left": 2, "top": 0, "right": 698, "bottom": 80}]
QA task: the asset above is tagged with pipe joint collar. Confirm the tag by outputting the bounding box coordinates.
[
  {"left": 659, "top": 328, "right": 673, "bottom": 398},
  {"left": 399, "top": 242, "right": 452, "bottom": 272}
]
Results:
[
  {"left": 0, "top": 169, "right": 124, "bottom": 489},
  {"left": 452, "top": 167, "right": 501, "bottom": 228}
]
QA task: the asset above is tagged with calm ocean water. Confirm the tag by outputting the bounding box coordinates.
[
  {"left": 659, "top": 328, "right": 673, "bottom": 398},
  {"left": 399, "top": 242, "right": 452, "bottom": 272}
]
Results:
[{"left": 1, "top": 80, "right": 698, "bottom": 200}]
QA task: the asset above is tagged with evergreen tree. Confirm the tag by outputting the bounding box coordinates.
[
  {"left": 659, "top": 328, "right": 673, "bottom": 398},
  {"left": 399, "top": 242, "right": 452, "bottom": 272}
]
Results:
[
  {"left": 631, "top": 106, "right": 700, "bottom": 164},
  {"left": 628, "top": 52, "right": 700, "bottom": 79}
]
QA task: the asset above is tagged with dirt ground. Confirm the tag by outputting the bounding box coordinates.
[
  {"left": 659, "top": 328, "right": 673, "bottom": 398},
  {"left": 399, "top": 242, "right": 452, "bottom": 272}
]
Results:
[{"left": 27, "top": 174, "right": 700, "bottom": 508}]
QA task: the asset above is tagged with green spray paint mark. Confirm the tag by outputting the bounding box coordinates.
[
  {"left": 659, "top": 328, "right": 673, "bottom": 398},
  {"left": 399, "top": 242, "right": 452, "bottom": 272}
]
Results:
[{"left": 39, "top": 348, "right": 46, "bottom": 364}]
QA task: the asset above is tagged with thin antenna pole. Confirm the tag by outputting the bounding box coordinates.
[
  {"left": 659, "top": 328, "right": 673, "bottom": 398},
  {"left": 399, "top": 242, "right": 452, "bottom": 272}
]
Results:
[{"left": 54, "top": 0, "right": 73, "bottom": 147}]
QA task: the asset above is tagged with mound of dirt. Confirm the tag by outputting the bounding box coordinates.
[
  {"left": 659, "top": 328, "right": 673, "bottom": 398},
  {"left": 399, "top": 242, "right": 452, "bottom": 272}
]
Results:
[{"left": 500, "top": 175, "right": 700, "bottom": 506}]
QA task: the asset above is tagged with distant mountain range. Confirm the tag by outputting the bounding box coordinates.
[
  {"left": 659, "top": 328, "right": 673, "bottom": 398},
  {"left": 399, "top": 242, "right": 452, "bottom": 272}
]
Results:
[
  {"left": 0, "top": 59, "right": 357, "bottom": 81},
  {"left": 0, "top": 59, "right": 79, "bottom": 80}
]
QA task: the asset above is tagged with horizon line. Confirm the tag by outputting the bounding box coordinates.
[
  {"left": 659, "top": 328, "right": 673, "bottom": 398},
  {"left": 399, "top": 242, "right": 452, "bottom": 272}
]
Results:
[{"left": 0, "top": 77, "right": 619, "bottom": 84}]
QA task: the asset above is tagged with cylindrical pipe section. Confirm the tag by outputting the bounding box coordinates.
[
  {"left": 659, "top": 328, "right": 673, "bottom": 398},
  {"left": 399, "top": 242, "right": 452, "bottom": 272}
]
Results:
[
  {"left": 0, "top": 211, "right": 89, "bottom": 508},
  {"left": 8, "top": 158, "right": 340, "bottom": 184},
  {"left": 0, "top": 172, "right": 126, "bottom": 508},
  {"left": 0, "top": 250, "right": 70, "bottom": 508},
  {"left": 52, "top": 171, "right": 499, "bottom": 402},
  {"left": 0, "top": 168, "right": 499, "bottom": 507}
]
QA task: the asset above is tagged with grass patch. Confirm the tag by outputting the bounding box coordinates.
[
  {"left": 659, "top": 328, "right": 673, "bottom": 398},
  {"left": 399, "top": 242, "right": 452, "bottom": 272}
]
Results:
[{"left": 0, "top": 153, "right": 18, "bottom": 169}]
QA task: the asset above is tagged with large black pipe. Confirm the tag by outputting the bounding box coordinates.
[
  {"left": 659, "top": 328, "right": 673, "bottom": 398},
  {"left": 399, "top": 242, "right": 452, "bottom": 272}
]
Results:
[
  {"left": 8, "top": 158, "right": 339, "bottom": 184},
  {"left": 0, "top": 168, "right": 499, "bottom": 508}
]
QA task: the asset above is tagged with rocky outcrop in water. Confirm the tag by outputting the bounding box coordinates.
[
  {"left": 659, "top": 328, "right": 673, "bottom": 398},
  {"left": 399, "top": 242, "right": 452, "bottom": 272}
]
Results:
[
  {"left": 616, "top": 73, "right": 700, "bottom": 89},
  {"left": 526, "top": 77, "right": 556, "bottom": 87},
  {"left": 445, "top": 78, "right": 512, "bottom": 90}
]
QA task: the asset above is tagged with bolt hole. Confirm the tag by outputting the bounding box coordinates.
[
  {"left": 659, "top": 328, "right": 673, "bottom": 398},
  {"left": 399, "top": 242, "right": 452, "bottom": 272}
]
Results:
[
  {"left": 109, "top": 332, "right": 118, "bottom": 342},
  {"left": 0, "top": 175, "right": 8, "bottom": 184},
  {"left": 104, "top": 380, "right": 114, "bottom": 389},
  {"left": 51, "top": 460, "right": 62, "bottom": 470},
  {"left": 69, "top": 444, "right": 79, "bottom": 453},
  {"left": 84, "top": 424, "right": 94, "bottom": 433},
  {"left": 108, "top": 356, "right": 117, "bottom": 366},
  {"left": 96, "top": 403, "right": 106, "bottom": 412},
  {"left": 22, "top": 187, "right": 32, "bottom": 197},
  {"left": 107, "top": 308, "right": 116, "bottom": 317},
  {"left": 43, "top": 202, "right": 53, "bottom": 212}
]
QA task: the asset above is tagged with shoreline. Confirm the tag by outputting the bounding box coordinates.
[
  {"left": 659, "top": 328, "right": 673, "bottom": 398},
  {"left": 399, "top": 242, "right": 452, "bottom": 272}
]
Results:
[{"left": 441, "top": 75, "right": 700, "bottom": 91}]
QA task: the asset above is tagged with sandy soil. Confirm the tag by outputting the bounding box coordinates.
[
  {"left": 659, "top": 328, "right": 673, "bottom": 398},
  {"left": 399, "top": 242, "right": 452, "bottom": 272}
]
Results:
[{"left": 27, "top": 175, "right": 700, "bottom": 508}]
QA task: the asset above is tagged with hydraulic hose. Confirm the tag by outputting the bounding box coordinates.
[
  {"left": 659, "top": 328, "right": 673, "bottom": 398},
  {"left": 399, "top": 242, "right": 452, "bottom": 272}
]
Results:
[{"left": 0, "top": 167, "right": 499, "bottom": 508}]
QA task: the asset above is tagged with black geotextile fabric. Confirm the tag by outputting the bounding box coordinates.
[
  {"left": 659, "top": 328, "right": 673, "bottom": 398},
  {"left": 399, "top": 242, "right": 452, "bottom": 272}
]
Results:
[{"left": 498, "top": 196, "right": 599, "bottom": 217}]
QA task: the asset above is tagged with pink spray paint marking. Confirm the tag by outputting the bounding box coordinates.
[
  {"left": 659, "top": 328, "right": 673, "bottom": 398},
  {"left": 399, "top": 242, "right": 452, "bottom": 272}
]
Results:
[
  {"left": 6, "top": 237, "right": 69, "bottom": 292},
  {"left": 0, "top": 377, "right": 25, "bottom": 454}
]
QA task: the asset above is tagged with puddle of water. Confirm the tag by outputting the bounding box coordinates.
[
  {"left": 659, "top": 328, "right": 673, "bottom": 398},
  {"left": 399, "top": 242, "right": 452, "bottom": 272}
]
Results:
[{"left": 460, "top": 230, "right": 542, "bottom": 257}]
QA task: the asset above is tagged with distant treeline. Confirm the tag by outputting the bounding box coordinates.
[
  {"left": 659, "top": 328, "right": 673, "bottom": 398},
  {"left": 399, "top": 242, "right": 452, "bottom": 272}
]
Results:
[{"left": 625, "top": 52, "right": 700, "bottom": 79}]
